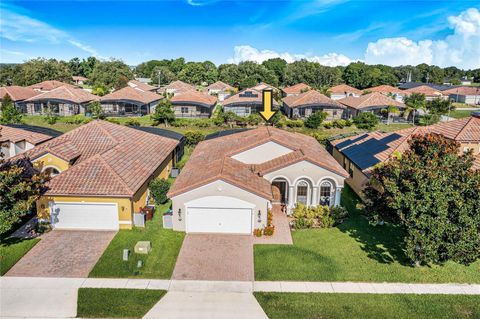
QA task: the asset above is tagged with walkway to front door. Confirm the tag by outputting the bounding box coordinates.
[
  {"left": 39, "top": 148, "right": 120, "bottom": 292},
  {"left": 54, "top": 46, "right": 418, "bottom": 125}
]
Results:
[
  {"left": 253, "top": 204, "right": 293, "bottom": 245},
  {"left": 172, "top": 234, "right": 254, "bottom": 281}
]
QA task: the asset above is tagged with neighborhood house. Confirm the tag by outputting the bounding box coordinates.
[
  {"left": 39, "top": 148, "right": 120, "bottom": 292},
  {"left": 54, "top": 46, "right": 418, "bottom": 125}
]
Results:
[
  {"left": 223, "top": 89, "right": 280, "bottom": 117},
  {"left": 100, "top": 86, "right": 162, "bottom": 116},
  {"left": 171, "top": 90, "right": 218, "bottom": 118},
  {"left": 283, "top": 89, "right": 347, "bottom": 120},
  {"left": 338, "top": 92, "right": 406, "bottom": 119},
  {"left": 168, "top": 127, "right": 348, "bottom": 235},
  {"left": 0, "top": 124, "right": 60, "bottom": 159},
  {"left": 206, "top": 81, "right": 234, "bottom": 101},
  {"left": 0, "top": 86, "right": 40, "bottom": 113},
  {"left": 329, "top": 84, "right": 362, "bottom": 100}
]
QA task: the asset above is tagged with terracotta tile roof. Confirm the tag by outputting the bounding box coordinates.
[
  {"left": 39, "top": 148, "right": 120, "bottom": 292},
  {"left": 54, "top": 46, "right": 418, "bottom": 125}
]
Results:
[
  {"left": 442, "top": 86, "right": 480, "bottom": 96},
  {"left": 282, "top": 83, "right": 311, "bottom": 95},
  {"left": 0, "top": 86, "right": 39, "bottom": 101},
  {"left": 128, "top": 80, "right": 157, "bottom": 92},
  {"left": 158, "top": 80, "right": 196, "bottom": 94},
  {"left": 101, "top": 86, "right": 162, "bottom": 105},
  {"left": 223, "top": 89, "right": 280, "bottom": 107},
  {"left": 251, "top": 82, "right": 277, "bottom": 91},
  {"left": 20, "top": 120, "right": 179, "bottom": 197},
  {"left": 168, "top": 127, "right": 348, "bottom": 199},
  {"left": 25, "top": 86, "right": 98, "bottom": 104},
  {"left": 282, "top": 90, "right": 346, "bottom": 109},
  {"left": 0, "top": 125, "right": 54, "bottom": 144},
  {"left": 27, "top": 80, "right": 76, "bottom": 91},
  {"left": 404, "top": 85, "right": 444, "bottom": 97},
  {"left": 72, "top": 76, "right": 88, "bottom": 82},
  {"left": 206, "top": 81, "right": 234, "bottom": 91},
  {"left": 338, "top": 92, "right": 405, "bottom": 110},
  {"left": 331, "top": 116, "right": 480, "bottom": 173},
  {"left": 365, "top": 85, "right": 404, "bottom": 95},
  {"left": 329, "top": 84, "right": 362, "bottom": 95},
  {"left": 170, "top": 90, "right": 217, "bottom": 107}
]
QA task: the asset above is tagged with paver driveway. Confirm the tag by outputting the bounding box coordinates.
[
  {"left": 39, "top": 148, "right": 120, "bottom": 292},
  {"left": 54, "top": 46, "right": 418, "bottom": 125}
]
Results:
[
  {"left": 172, "top": 234, "right": 253, "bottom": 281},
  {"left": 6, "top": 230, "right": 116, "bottom": 278}
]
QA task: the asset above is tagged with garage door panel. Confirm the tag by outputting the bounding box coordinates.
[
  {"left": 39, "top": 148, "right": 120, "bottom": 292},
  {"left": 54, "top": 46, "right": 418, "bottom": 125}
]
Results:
[
  {"left": 186, "top": 208, "right": 252, "bottom": 234},
  {"left": 51, "top": 202, "right": 119, "bottom": 230}
]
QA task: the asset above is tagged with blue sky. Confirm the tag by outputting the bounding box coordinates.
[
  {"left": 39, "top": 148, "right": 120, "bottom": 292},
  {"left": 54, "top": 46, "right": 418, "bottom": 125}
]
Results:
[{"left": 1, "top": 1, "right": 479, "bottom": 68}]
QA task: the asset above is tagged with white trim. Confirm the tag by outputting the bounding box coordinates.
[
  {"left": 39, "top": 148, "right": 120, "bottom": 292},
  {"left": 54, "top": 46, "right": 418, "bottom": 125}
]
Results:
[
  {"left": 119, "top": 220, "right": 132, "bottom": 225},
  {"left": 267, "top": 175, "right": 292, "bottom": 185},
  {"left": 317, "top": 176, "right": 338, "bottom": 188},
  {"left": 292, "top": 175, "right": 315, "bottom": 186},
  {"left": 185, "top": 196, "right": 256, "bottom": 209}
]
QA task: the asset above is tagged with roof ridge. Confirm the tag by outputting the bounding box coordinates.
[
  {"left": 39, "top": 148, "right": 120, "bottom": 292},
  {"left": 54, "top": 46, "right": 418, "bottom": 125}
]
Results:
[{"left": 97, "top": 155, "right": 134, "bottom": 194}]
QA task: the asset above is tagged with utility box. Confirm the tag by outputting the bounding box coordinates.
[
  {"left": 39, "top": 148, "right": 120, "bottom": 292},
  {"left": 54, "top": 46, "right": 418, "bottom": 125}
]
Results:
[
  {"left": 133, "top": 213, "right": 145, "bottom": 227},
  {"left": 163, "top": 211, "right": 173, "bottom": 229},
  {"left": 170, "top": 168, "right": 180, "bottom": 178},
  {"left": 134, "top": 241, "right": 151, "bottom": 254},
  {"left": 123, "top": 249, "right": 129, "bottom": 261}
]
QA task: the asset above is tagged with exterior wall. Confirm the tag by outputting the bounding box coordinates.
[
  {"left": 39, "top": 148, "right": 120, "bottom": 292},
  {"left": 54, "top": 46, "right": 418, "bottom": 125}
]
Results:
[
  {"left": 449, "top": 94, "right": 480, "bottom": 105},
  {"left": 100, "top": 101, "right": 156, "bottom": 116},
  {"left": 231, "top": 141, "right": 293, "bottom": 164},
  {"left": 32, "top": 153, "right": 70, "bottom": 172},
  {"left": 25, "top": 102, "right": 85, "bottom": 116},
  {"left": 223, "top": 102, "right": 266, "bottom": 117},
  {"left": 287, "top": 105, "right": 346, "bottom": 120},
  {"left": 170, "top": 180, "right": 270, "bottom": 232},
  {"left": 173, "top": 104, "right": 212, "bottom": 118},
  {"left": 36, "top": 196, "right": 133, "bottom": 229},
  {"left": 331, "top": 93, "right": 360, "bottom": 100}
]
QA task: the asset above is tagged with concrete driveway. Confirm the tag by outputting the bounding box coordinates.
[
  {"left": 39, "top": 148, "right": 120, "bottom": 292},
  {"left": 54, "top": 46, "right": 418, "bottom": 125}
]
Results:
[
  {"left": 6, "top": 230, "right": 116, "bottom": 278},
  {"left": 172, "top": 234, "right": 253, "bottom": 281}
]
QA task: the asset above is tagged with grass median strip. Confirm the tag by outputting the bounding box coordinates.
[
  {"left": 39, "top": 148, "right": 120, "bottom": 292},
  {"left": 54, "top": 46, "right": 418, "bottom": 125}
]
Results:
[
  {"left": 0, "top": 237, "right": 40, "bottom": 275},
  {"left": 77, "top": 288, "right": 165, "bottom": 318},
  {"left": 254, "top": 292, "right": 480, "bottom": 319}
]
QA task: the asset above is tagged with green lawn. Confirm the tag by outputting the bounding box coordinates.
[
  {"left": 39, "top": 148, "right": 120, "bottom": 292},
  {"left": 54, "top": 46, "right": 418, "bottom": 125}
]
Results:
[
  {"left": 77, "top": 288, "right": 165, "bottom": 318},
  {"left": 254, "top": 185, "right": 480, "bottom": 283},
  {"left": 255, "top": 292, "right": 480, "bottom": 319},
  {"left": 89, "top": 203, "right": 184, "bottom": 278},
  {"left": 450, "top": 109, "right": 476, "bottom": 119},
  {"left": 0, "top": 237, "right": 40, "bottom": 275}
]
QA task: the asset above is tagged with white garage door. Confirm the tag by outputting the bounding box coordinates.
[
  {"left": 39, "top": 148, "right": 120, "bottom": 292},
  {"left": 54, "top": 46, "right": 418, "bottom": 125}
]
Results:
[
  {"left": 186, "top": 207, "right": 252, "bottom": 234},
  {"left": 51, "top": 202, "right": 119, "bottom": 230}
]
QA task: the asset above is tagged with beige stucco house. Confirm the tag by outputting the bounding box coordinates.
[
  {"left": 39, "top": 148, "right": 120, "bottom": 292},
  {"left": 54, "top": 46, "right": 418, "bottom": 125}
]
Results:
[{"left": 168, "top": 127, "right": 348, "bottom": 235}]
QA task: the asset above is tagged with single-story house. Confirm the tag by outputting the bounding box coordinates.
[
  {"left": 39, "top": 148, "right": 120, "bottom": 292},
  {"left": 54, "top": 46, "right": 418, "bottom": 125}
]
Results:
[
  {"left": 442, "top": 86, "right": 480, "bottom": 105},
  {"left": 328, "top": 114, "right": 480, "bottom": 196},
  {"left": 170, "top": 90, "right": 217, "bottom": 118},
  {"left": 0, "top": 124, "right": 61, "bottom": 159},
  {"left": 72, "top": 76, "right": 88, "bottom": 86},
  {"left": 18, "top": 120, "right": 181, "bottom": 230},
  {"left": 206, "top": 81, "right": 234, "bottom": 101},
  {"left": 281, "top": 83, "right": 311, "bottom": 97},
  {"left": 329, "top": 84, "right": 362, "bottom": 100},
  {"left": 338, "top": 92, "right": 406, "bottom": 119},
  {"left": 403, "top": 85, "right": 445, "bottom": 101},
  {"left": 223, "top": 88, "right": 280, "bottom": 117},
  {"left": 0, "top": 86, "right": 40, "bottom": 112},
  {"left": 100, "top": 86, "right": 162, "bottom": 116},
  {"left": 251, "top": 82, "right": 277, "bottom": 92},
  {"left": 127, "top": 80, "right": 158, "bottom": 92},
  {"left": 24, "top": 86, "right": 98, "bottom": 116},
  {"left": 364, "top": 85, "right": 405, "bottom": 102},
  {"left": 398, "top": 82, "right": 452, "bottom": 91},
  {"left": 158, "top": 80, "right": 196, "bottom": 96},
  {"left": 168, "top": 127, "right": 348, "bottom": 234},
  {"left": 283, "top": 89, "right": 347, "bottom": 120},
  {"left": 28, "top": 80, "right": 77, "bottom": 93}
]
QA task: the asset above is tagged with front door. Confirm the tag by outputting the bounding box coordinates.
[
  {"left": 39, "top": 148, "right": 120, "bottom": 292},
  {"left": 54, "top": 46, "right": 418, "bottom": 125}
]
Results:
[{"left": 272, "top": 181, "right": 287, "bottom": 204}]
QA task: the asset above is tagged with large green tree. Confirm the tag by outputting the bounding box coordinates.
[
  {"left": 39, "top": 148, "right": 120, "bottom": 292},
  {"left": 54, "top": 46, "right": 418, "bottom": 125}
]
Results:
[
  {"left": 0, "top": 95, "right": 23, "bottom": 124},
  {"left": 262, "top": 58, "right": 287, "bottom": 85},
  {"left": 177, "top": 61, "right": 218, "bottom": 85},
  {"left": 364, "top": 133, "right": 480, "bottom": 266},
  {"left": 151, "top": 99, "right": 175, "bottom": 126},
  {"left": 12, "top": 58, "right": 72, "bottom": 86},
  {"left": 89, "top": 59, "right": 134, "bottom": 90}
]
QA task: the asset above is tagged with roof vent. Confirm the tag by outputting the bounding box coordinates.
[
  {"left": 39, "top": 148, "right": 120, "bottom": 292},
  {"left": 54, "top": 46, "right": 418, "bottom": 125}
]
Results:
[{"left": 472, "top": 112, "right": 480, "bottom": 119}]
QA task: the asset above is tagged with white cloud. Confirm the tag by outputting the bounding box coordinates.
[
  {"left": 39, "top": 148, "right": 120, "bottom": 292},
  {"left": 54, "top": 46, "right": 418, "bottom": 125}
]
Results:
[
  {"left": 0, "top": 3, "right": 104, "bottom": 59},
  {"left": 228, "top": 45, "right": 355, "bottom": 66},
  {"left": 365, "top": 8, "right": 480, "bottom": 69}
]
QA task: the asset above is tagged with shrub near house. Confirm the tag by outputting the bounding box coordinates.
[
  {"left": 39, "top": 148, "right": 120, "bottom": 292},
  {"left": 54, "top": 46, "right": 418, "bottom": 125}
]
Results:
[{"left": 291, "top": 204, "right": 348, "bottom": 229}]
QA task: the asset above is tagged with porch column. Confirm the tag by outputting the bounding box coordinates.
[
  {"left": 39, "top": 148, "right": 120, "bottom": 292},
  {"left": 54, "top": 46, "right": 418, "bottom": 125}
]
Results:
[
  {"left": 288, "top": 185, "right": 295, "bottom": 208},
  {"left": 334, "top": 187, "right": 342, "bottom": 207},
  {"left": 311, "top": 186, "right": 319, "bottom": 207}
]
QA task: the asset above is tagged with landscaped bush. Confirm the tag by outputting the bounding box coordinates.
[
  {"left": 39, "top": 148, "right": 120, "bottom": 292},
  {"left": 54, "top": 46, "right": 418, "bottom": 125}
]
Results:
[
  {"left": 353, "top": 112, "right": 379, "bottom": 130},
  {"left": 263, "top": 225, "right": 275, "bottom": 236},
  {"left": 253, "top": 228, "right": 263, "bottom": 237},
  {"left": 285, "top": 119, "right": 304, "bottom": 128},
  {"left": 345, "top": 119, "right": 353, "bottom": 127},
  {"left": 44, "top": 111, "right": 59, "bottom": 125},
  {"left": 65, "top": 115, "right": 90, "bottom": 124},
  {"left": 323, "top": 121, "right": 333, "bottom": 129},
  {"left": 304, "top": 111, "right": 327, "bottom": 129},
  {"left": 184, "top": 130, "right": 205, "bottom": 146},
  {"left": 148, "top": 178, "right": 170, "bottom": 205},
  {"left": 106, "top": 118, "right": 120, "bottom": 124},
  {"left": 124, "top": 118, "right": 140, "bottom": 126},
  {"left": 333, "top": 119, "right": 347, "bottom": 129},
  {"left": 291, "top": 203, "right": 348, "bottom": 229}
]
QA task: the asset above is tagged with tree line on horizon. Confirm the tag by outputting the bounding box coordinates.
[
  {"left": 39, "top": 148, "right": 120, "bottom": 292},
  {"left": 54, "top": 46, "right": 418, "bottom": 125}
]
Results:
[{"left": 1, "top": 57, "right": 479, "bottom": 93}]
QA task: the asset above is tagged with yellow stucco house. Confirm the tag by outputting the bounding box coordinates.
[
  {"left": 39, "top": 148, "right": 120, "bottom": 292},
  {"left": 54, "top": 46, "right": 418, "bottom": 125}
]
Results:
[{"left": 20, "top": 120, "right": 183, "bottom": 230}]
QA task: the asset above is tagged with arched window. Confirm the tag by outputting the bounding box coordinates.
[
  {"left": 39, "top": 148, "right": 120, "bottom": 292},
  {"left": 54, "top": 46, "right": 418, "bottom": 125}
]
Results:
[
  {"left": 44, "top": 167, "right": 60, "bottom": 177},
  {"left": 296, "top": 181, "right": 309, "bottom": 205},
  {"left": 319, "top": 181, "right": 333, "bottom": 206}
]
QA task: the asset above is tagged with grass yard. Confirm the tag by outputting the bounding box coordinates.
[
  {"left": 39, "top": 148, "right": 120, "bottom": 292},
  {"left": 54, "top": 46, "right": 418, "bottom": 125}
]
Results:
[
  {"left": 0, "top": 237, "right": 40, "bottom": 275},
  {"left": 77, "top": 288, "right": 165, "bottom": 318},
  {"left": 254, "top": 185, "right": 480, "bottom": 283},
  {"left": 89, "top": 203, "right": 184, "bottom": 278},
  {"left": 254, "top": 292, "right": 480, "bottom": 319},
  {"left": 450, "top": 109, "right": 476, "bottom": 119}
]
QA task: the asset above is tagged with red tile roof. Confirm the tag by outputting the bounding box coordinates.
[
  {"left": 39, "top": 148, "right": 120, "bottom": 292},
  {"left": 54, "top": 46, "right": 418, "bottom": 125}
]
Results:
[
  {"left": 0, "top": 125, "right": 54, "bottom": 144},
  {"left": 404, "top": 85, "right": 444, "bottom": 97},
  {"left": 223, "top": 89, "right": 280, "bottom": 107},
  {"left": 282, "top": 83, "right": 311, "bottom": 95},
  {"left": 282, "top": 90, "right": 345, "bottom": 109},
  {"left": 428, "top": 116, "right": 480, "bottom": 142},
  {"left": 329, "top": 84, "right": 362, "bottom": 95},
  {"left": 206, "top": 81, "right": 234, "bottom": 91},
  {"left": 442, "top": 86, "right": 480, "bottom": 96},
  {"left": 0, "top": 86, "right": 40, "bottom": 101},
  {"left": 168, "top": 127, "right": 348, "bottom": 199},
  {"left": 251, "top": 82, "right": 277, "bottom": 91},
  {"left": 170, "top": 90, "right": 217, "bottom": 107},
  {"left": 20, "top": 120, "right": 179, "bottom": 197},
  {"left": 101, "top": 86, "right": 162, "bottom": 105},
  {"left": 158, "top": 80, "right": 196, "bottom": 94},
  {"left": 28, "top": 80, "right": 76, "bottom": 91},
  {"left": 365, "top": 85, "right": 404, "bottom": 95},
  {"left": 25, "top": 86, "right": 98, "bottom": 104},
  {"left": 128, "top": 80, "right": 157, "bottom": 92},
  {"left": 338, "top": 92, "right": 405, "bottom": 110}
]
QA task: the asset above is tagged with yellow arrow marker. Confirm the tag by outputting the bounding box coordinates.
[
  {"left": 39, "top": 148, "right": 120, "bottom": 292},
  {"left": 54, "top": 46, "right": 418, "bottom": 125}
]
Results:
[{"left": 260, "top": 89, "right": 277, "bottom": 122}]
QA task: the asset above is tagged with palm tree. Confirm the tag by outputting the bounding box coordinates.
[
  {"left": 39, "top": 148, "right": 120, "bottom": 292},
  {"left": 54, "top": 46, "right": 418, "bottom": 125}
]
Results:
[
  {"left": 403, "top": 93, "right": 426, "bottom": 125},
  {"left": 387, "top": 105, "right": 400, "bottom": 125}
]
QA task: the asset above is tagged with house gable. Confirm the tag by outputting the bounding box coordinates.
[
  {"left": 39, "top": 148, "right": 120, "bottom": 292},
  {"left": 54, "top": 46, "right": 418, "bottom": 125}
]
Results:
[
  {"left": 33, "top": 152, "right": 70, "bottom": 172},
  {"left": 231, "top": 141, "right": 294, "bottom": 164}
]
